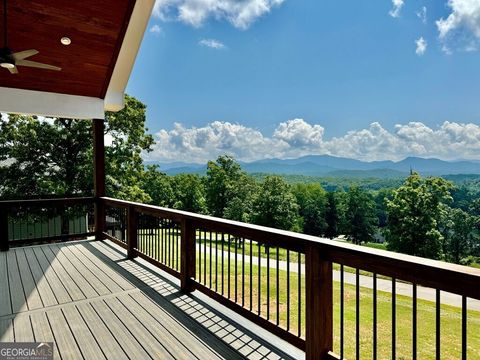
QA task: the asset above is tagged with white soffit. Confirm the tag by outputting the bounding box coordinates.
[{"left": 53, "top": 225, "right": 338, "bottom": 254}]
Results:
[
  {"left": 0, "top": 87, "right": 105, "bottom": 119},
  {"left": 104, "top": 0, "right": 155, "bottom": 112}
]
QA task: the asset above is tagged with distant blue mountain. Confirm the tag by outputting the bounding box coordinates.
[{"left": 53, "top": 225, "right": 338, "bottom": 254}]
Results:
[{"left": 149, "top": 155, "right": 480, "bottom": 177}]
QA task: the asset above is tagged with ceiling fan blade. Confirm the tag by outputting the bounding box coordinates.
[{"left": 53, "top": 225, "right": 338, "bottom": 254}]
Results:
[
  {"left": 12, "top": 49, "right": 39, "bottom": 61},
  {"left": 16, "top": 59, "right": 61, "bottom": 71},
  {"left": 8, "top": 66, "right": 18, "bottom": 74}
]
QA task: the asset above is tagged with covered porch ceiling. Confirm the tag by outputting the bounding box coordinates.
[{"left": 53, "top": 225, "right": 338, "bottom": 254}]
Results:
[{"left": 0, "top": 0, "right": 154, "bottom": 119}]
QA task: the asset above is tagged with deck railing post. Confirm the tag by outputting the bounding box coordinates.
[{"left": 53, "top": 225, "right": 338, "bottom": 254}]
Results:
[
  {"left": 93, "top": 118, "right": 105, "bottom": 241},
  {"left": 305, "top": 244, "right": 333, "bottom": 360},
  {"left": 0, "top": 206, "right": 9, "bottom": 251},
  {"left": 180, "top": 218, "right": 196, "bottom": 293},
  {"left": 127, "top": 205, "right": 138, "bottom": 259}
]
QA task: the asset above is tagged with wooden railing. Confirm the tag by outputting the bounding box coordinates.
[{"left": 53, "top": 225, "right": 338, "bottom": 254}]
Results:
[
  {"left": 0, "top": 197, "right": 95, "bottom": 250},
  {"left": 101, "top": 197, "right": 480, "bottom": 360},
  {"left": 2, "top": 196, "right": 480, "bottom": 359}
]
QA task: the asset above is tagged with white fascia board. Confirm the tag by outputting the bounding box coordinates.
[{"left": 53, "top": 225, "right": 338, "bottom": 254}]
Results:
[
  {"left": 104, "top": 0, "right": 155, "bottom": 112},
  {"left": 0, "top": 87, "right": 105, "bottom": 119}
]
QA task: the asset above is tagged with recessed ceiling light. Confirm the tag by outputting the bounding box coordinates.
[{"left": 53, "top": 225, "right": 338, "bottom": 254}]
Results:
[{"left": 61, "top": 37, "right": 71, "bottom": 46}]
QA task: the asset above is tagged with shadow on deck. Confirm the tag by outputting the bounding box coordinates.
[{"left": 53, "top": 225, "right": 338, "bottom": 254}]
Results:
[{"left": 0, "top": 239, "right": 301, "bottom": 360}]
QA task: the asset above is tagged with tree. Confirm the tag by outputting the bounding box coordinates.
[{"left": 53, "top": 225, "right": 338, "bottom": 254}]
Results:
[
  {"left": 442, "top": 207, "right": 479, "bottom": 263},
  {"left": 104, "top": 94, "right": 154, "bottom": 202},
  {"left": 344, "top": 186, "right": 377, "bottom": 244},
  {"left": 223, "top": 174, "right": 259, "bottom": 223},
  {"left": 171, "top": 174, "right": 207, "bottom": 213},
  {"left": 142, "top": 165, "right": 174, "bottom": 207},
  {"left": 252, "top": 176, "right": 300, "bottom": 231},
  {"left": 293, "top": 183, "right": 327, "bottom": 236},
  {"left": 385, "top": 173, "right": 453, "bottom": 259},
  {"left": 325, "top": 192, "right": 340, "bottom": 239},
  {"left": 205, "top": 155, "right": 245, "bottom": 217},
  {"left": 0, "top": 114, "right": 93, "bottom": 198},
  {"left": 0, "top": 94, "right": 154, "bottom": 202}
]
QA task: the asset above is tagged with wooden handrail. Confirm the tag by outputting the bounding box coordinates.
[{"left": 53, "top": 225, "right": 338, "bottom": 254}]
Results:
[{"left": 101, "top": 196, "right": 480, "bottom": 300}]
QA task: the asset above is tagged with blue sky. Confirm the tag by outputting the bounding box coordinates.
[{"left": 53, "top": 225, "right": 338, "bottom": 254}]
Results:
[{"left": 126, "top": 0, "right": 480, "bottom": 163}]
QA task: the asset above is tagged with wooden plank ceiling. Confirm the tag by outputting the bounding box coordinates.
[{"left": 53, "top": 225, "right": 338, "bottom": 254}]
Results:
[{"left": 0, "top": 0, "right": 135, "bottom": 98}]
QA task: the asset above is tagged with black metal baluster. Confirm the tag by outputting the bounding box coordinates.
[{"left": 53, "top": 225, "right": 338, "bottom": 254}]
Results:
[
  {"left": 436, "top": 289, "right": 441, "bottom": 360},
  {"left": 413, "top": 283, "right": 417, "bottom": 360},
  {"left": 462, "top": 295, "right": 467, "bottom": 360},
  {"left": 267, "top": 246, "right": 270, "bottom": 320},
  {"left": 258, "top": 243, "right": 261, "bottom": 315},
  {"left": 221, "top": 233, "right": 224, "bottom": 295},
  {"left": 298, "top": 252, "right": 301, "bottom": 337},
  {"left": 235, "top": 236, "right": 238, "bottom": 303},
  {"left": 204, "top": 230, "right": 207, "bottom": 285},
  {"left": 392, "top": 278, "right": 396, "bottom": 360},
  {"left": 198, "top": 227, "right": 202, "bottom": 284},
  {"left": 214, "top": 231, "right": 218, "bottom": 292},
  {"left": 242, "top": 238, "right": 245, "bottom": 307},
  {"left": 250, "top": 239, "right": 253, "bottom": 311},
  {"left": 287, "top": 249, "right": 290, "bottom": 332},
  {"left": 373, "top": 272, "right": 377, "bottom": 360},
  {"left": 341, "top": 265, "right": 345, "bottom": 359},
  {"left": 276, "top": 247, "right": 279, "bottom": 326},
  {"left": 209, "top": 230, "right": 212, "bottom": 288},
  {"left": 228, "top": 234, "right": 231, "bottom": 298},
  {"left": 177, "top": 222, "right": 180, "bottom": 270},
  {"left": 356, "top": 269, "right": 360, "bottom": 360}
]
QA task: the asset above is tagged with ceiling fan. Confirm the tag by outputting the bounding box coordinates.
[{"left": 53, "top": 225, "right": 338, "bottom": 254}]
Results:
[{"left": 0, "top": 0, "right": 61, "bottom": 74}]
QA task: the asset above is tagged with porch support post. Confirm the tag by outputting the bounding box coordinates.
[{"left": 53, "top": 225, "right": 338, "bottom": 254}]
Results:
[
  {"left": 305, "top": 244, "right": 333, "bottom": 359},
  {"left": 93, "top": 118, "right": 106, "bottom": 241}
]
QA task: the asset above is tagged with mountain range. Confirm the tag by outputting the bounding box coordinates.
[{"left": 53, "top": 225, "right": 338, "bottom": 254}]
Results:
[{"left": 146, "top": 155, "right": 480, "bottom": 178}]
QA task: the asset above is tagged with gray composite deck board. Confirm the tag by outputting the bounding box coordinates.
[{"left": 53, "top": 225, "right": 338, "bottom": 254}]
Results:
[
  {"left": 0, "top": 252, "right": 12, "bottom": 316},
  {"left": 0, "top": 240, "right": 296, "bottom": 360},
  {"left": 31, "top": 246, "right": 72, "bottom": 305},
  {"left": 6, "top": 250, "right": 28, "bottom": 313},
  {"left": 24, "top": 247, "right": 58, "bottom": 308},
  {"left": 40, "top": 246, "right": 85, "bottom": 302},
  {"left": 15, "top": 249, "right": 44, "bottom": 310}
]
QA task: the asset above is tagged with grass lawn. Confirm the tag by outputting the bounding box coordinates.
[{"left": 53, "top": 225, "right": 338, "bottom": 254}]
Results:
[{"left": 138, "top": 231, "right": 480, "bottom": 359}]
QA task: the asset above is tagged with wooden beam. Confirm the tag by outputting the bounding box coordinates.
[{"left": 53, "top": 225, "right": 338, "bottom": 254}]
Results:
[
  {"left": 305, "top": 244, "right": 333, "bottom": 359},
  {"left": 93, "top": 119, "right": 106, "bottom": 240}
]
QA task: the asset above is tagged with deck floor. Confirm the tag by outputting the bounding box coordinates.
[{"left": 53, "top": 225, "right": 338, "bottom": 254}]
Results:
[{"left": 0, "top": 240, "right": 297, "bottom": 360}]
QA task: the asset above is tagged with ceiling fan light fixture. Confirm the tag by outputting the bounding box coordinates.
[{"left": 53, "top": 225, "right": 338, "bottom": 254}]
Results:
[
  {"left": 0, "top": 62, "right": 15, "bottom": 69},
  {"left": 60, "top": 37, "right": 71, "bottom": 46}
]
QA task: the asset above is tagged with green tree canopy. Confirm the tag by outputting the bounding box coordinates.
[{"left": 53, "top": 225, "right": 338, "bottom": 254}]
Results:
[
  {"left": 325, "top": 191, "right": 340, "bottom": 239},
  {"left": 0, "top": 94, "right": 154, "bottom": 202},
  {"left": 171, "top": 173, "right": 207, "bottom": 213},
  {"left": 293, "top": 183, "right": 327, "bottom": 236},
  {"left": 385, "top": 172, "right": 453, "bottom": 259},
  {"left": 344, "top": 186, "right": 377, "bottom": 244},
  {"left": 205, "top": 155, "right": 245, "bottom": 217},
  {"left": 252, "top": 175, "right": 300, "bottom": 231}
]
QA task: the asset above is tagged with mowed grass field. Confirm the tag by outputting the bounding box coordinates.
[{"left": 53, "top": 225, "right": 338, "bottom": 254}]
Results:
[{"left": 137, "top": 230, "right": 480, "bottom": 359}]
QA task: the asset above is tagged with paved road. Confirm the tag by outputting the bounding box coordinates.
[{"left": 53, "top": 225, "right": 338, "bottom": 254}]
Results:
[{"left": 196, "top": 244, "right": 480, "bottom": 311}]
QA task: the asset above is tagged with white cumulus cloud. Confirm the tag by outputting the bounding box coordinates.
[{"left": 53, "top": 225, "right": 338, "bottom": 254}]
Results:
[
  {"left": 144, "top": 119, "right": 480, "bottom": 163},
  {"left": 389, "top": 0, "right": 405, "bottom": 18},
  {"left": 199, "top": 38, "right": 226, "bottom": 49},
  {"left": 415, "top": 36, "right": 427, "bottom": 55},
  {"left": 436, "top": 0, "right": 480, "bottom": 52},
  {"left": 153, "top": 0, "right": 284, "bottom": 29}
]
